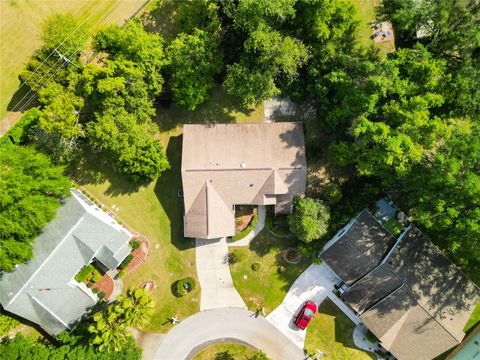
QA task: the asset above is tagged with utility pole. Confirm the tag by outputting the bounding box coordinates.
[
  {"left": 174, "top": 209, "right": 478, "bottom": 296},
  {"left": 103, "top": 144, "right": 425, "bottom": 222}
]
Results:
[{"left": 54, "top": 48, "right": 78, "bottom": 69}]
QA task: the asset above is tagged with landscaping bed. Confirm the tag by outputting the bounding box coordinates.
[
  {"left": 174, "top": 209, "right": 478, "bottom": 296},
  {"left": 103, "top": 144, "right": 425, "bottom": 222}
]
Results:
[
  {"left": 265, "top": 207, "right": 290, "bottom": 237},
  {"left": 235, "top": 205, "right": 257, "bottom": 232},
  {"left": 192, "top": 342, "right": 260, "bottom": 360},
  {"left": 230, "top": 231, "right": 310, "bottom": 314},
  {"left": 233, "top": 212, "right": 259, "bottom": 241}
]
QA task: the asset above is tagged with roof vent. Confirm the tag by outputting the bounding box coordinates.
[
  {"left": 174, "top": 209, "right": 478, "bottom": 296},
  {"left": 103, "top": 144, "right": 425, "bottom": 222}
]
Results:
[{"left": 240, "top": 162, "right": 246, "bottom": 169}]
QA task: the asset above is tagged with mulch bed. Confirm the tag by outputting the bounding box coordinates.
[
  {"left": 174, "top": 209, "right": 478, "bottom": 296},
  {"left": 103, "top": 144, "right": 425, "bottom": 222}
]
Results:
[
  {"left": 126, "top": 235, "right": 150, "bottom": 273},
  {"left": 235, "top": 207, "right": 257, "bottom": 232},
  {"left": 92, "top": 274, "right": 114, "bottom": 301}
]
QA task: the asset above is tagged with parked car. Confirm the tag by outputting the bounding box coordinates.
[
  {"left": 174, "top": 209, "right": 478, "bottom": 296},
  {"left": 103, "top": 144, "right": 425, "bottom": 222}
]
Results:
[{"left": 294, "top": 300, "right": 317, "bottom": 330}]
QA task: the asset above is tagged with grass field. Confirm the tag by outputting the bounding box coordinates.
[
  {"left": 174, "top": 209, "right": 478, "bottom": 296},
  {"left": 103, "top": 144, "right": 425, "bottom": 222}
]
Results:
[
  {"left": 0, "top": 0, "right": 147, "bottom": 120},
  {"left": 305, "top": 298, "right": 375, "bottom": 359},
  {"left": 72, "top": 87, "right": 263, "bottom": 332},
  {"left": 230, "top": 231, "right": 310, "bottom": 314},
  {"left": 351, "top": 0, "right": 395, "bottom": 57},
  {"left": 192, "top": 342, "right": 260, "bottom": 360}
]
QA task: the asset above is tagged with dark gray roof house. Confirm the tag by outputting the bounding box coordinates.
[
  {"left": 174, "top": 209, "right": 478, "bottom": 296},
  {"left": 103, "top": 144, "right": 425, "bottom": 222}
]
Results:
[
  {"left": 321, "top": 210, "right": 480, "bottom": 360},
  {"left": 0, "top": 189, "right": 133, "bottom": 335}
]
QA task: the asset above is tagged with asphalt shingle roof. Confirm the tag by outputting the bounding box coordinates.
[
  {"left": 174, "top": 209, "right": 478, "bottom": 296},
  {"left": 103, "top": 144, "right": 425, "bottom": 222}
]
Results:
[{"left": 0, "top": 189, "right": 133, "bottom": 335}]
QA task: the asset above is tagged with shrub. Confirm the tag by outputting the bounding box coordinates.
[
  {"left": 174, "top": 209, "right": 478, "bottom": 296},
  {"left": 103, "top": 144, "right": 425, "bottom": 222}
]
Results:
[
  {"left": 117, "top": 270, "right": 126, "bottom": 279},
  {"left": 0, "top": 313, "right": 19, "bottom": 336},
  {"left": 228, "top": 250, "right": 243, "bottom": 264},
  {"left": 92, "top": 287, "right": 99, "bottom": 294},
  {"left": 366, "top": 330, "right": 377, "bottom": 343},
  {"left": 119, "top": 254, "right": 134, "bottom": 270},
  {"left": 232, "top": 213, "right": 258, "bottom": 241},
  {"left": 130, "top": 240, "right": 141, "bottom": 249},
  {"left": 98, "top": 291, "right": 106, "bottom": 300},
  {"left": 320, "top": 184, "right": 342, "bottom": 205},
  {"left": 173, "top": 277, "right": 197, "bottom": 297},
  {"left": 86, "top": 282, "right": 93, "bottom": 288},
  {"left": 75, "top": 264, "right": 101, "bottom": 283},
  {"left": 251, "top": 262, "right": 261, "bottom": 271},
  {"left": 1, "top": 108, "right": 41, "bottom": 147}
]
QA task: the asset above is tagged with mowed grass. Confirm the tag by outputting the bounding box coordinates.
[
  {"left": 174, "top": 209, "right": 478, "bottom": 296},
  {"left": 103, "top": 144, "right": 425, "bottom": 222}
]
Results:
[
  {"left": 465, "top": 301, "right": 480, "bottom": 332},
  {"left": 305, "top": 298, "right": 375, "bottom": 360},
  {"left": 192, "top": 342, "right": 259, "bottom": 360},
  {"left": 230, "top": 231, "right": 310, "bottom": 314},
  {"left": 73, "top": 88, "right": 263, "bottom": 332},
  {"left": 351, "top": 0, "right": 395, "bottom": 57},
  {"left": 0, "top": 0, "right": 146, "bottom": 119}
]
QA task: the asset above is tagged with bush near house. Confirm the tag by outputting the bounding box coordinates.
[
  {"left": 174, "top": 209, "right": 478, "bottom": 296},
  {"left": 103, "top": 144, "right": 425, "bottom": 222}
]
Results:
[
  {"left": 0, "top": 312, "right": 19, "bottom": 336},
  {"left": 233, "top": 214, "right": 258, "bottom": 241},
  {"left": 75, "top": 264, "right": 102, "bottom": 283},
  {"left": 118, "top": 254, "right": 134, "bottom": 270},
  {"left": 130, "top": 239, "right": 141, "bottom": 249}
]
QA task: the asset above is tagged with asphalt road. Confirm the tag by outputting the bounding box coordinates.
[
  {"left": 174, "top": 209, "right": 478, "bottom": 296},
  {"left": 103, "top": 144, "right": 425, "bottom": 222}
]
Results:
[{"left": 152, "top": 308, "right": 305, "bottom": 360}]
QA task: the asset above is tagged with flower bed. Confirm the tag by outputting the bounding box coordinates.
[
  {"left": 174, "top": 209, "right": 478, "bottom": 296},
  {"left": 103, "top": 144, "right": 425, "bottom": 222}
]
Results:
[{"left": 232, "top": 213, "right": 258, "bottom": 241}]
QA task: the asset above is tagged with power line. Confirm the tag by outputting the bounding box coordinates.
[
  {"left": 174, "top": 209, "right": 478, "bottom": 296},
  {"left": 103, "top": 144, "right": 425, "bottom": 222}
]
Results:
[
  {"left": 12, "top": 6, "right": 122, "bottom": 113},
  {"left": 1, "top": 6, "right": 102, "bottom": 111}
]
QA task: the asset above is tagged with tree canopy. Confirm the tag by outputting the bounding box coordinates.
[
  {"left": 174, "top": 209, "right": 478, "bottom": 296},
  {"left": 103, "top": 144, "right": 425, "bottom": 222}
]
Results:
[
  {"left": 0, "top": 144, "right": 70, "bottom": 272},
  {"left": 166, "top": 29, "right": 223, "bottom": 109},
  {"left": 289, "top": 197, "right": 331, "bottom": 243}
]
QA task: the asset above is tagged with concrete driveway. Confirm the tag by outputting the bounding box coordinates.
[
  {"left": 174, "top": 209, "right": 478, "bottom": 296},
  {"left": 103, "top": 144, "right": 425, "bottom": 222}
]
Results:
[
  {"left": 196, "top": 237, "right": 246, "bottom": 310},
  {"left": 153, "top": 308, "right": 304, "bottom": 360},
  {"left": 267, "top": 263, "right": 360, "bottom": 349}
]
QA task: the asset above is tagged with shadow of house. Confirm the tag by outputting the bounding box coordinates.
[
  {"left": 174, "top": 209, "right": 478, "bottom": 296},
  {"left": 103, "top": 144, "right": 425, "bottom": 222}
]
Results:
[{"left": 154, "top": 134, "right": 194, "bottom": 251}]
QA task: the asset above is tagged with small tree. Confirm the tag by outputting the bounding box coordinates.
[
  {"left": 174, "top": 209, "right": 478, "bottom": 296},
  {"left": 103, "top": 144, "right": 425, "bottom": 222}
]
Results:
[{"left": 289, "top": 197, "right": 330, "bottom": 243}]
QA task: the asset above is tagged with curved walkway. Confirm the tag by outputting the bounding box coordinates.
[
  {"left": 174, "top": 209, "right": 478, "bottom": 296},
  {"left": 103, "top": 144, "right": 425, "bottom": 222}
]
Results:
[
  {"left": 153, "top": 308, "right": 304, "bottom": 360},
  {"left": 228, "top": 205, "right": 266, "bottom": 246}
]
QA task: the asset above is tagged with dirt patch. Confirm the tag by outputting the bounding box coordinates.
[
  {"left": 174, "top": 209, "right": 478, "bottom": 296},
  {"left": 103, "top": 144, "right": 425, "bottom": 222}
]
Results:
[
  {"left": 141, "top": 280, "right": 157, "bottom": 292},
  {"left": 235, "top": 206, "right": 257, "bottom": 232}
]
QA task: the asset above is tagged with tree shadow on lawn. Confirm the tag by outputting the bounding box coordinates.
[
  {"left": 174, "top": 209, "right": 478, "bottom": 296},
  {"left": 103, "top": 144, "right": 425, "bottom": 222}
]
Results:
[
  {"left": 154, "top": 134, "right": 195, "bottom": 251},
  {"left": 153, "top": 86, "right": 257, "bottom": 132},
  {"left": 247, "top": 230, "right": 310, "bottom": 293},
  {"left": 69, "top": 147, "right": 145, "bottom": 195},
  {"left": 140, "top": 0, "right": 181, "bottom": 40}
]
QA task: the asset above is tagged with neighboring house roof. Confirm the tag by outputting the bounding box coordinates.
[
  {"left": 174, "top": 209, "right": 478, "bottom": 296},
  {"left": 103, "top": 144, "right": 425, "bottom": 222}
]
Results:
[
  {"left": 322, "top": 214, "right": 480, "bottom": 360},
  {"left": 320, "top": 209, "right": 396, "bottom": 285},
  {"left": 181, "top": 123, "right": 307, "bottom": 239},
  {"left": 0, "top": 189, "right": 133, "bottom": 335}
]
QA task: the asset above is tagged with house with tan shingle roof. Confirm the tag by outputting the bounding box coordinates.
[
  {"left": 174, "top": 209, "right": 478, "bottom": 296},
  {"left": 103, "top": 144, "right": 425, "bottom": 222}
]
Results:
[
  {"left": 181, "top": 123, "right": 307, "bottom": 239},
  {"left": 321, "top": 210, "right": 480, "bottom": 360}
]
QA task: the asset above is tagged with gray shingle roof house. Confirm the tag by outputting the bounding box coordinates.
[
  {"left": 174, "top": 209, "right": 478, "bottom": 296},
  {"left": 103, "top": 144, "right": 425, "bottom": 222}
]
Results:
[
  {"left": 0, "top": 189, "right": 133, "bottom": 335},
  {"left": 321, "top": 210, "right": 480, "bottom": 360},
  {"left": 181, "top": 123, "right": 307, "bottom": 239}
]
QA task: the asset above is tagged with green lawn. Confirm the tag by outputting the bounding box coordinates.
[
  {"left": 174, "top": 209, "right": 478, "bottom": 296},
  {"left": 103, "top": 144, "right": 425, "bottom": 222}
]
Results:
[
  {"left": 192, "top": 342, "right": 259, "bottom": 360},
  {"left": 230, "top": 230, "right": 310, "bottom": 314},
  {"left": 0, "top": 0, "right": 146, "bottom": 120},
  {"left": 465, "top": 301, "right": 480, "bottom": 332},
  {"left": 351, "top": 0, "right": 395, "bottom": 57},
  {"left": 305, "top": 298, "right": 375, "bottom": 360}
]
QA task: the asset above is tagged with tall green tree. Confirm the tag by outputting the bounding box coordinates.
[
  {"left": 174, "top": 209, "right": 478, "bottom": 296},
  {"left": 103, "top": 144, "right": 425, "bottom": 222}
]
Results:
[
  {"left": 167, "top": 29, "right": 223, "bottom": 109},
  {"left": 289, "top": 197, "right": 331, "bottom": 243},
  {"left": 88, "top": 287, "right": 153, "bottom": 352},
  {"left": 38, "top": 82, "right": 84, "bottom": 139},
  {"left": 396, "top": 121, "right": 480, "bottom": 279},
  {"left": 93, "top": 20, "right": 167, "bottom": 97},
  {"left": 87, "top": 109, "right": 169, "bottom": 181},
  {"left": 333, "top": 45, "right": 450, "bottom": 179},
  {"left": 0, "top": 145, "right": 70, "bottom": 272},
  {"left": 0, "top": 333, "right": 141, "bottom": 360},
  {"left": 20, "top": 13, "right": 86, "bottom": 91}
]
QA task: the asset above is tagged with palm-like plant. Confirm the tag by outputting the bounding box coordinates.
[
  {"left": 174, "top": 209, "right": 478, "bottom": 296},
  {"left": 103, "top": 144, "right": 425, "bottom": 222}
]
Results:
[{"left": 87, "top": 287, "right": 154, "bottom": 352}]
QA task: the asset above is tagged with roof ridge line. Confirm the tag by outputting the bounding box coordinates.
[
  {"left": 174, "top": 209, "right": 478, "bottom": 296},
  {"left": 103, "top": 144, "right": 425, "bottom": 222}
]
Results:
[{"left": 6, "top": 216, "right": 86, "bottom": 307}]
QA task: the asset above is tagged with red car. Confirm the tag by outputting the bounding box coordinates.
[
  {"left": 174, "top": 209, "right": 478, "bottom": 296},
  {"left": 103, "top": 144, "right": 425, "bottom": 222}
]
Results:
[{"left": 294, "top": 301, "right": 317, "bottom": 330}]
